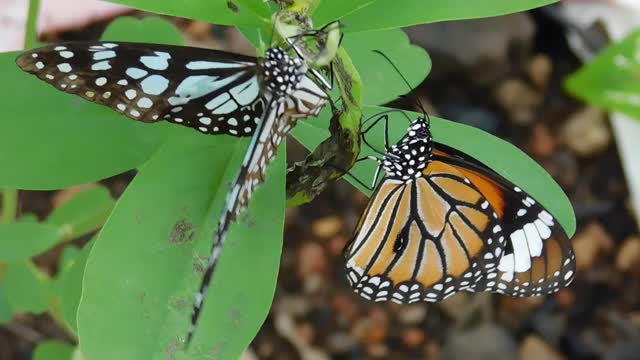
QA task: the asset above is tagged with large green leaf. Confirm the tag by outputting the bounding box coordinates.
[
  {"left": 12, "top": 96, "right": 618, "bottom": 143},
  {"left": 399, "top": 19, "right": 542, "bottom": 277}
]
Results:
[
  {"left": 565, "top": 29, "right": 640, "bottom": 121},
  {"left": 0, "top": 17, "right": 183, "bottom": 190},
  {"left": 0, "top": 282, "right": 12, "bottom": 324},
  {"left": 0, "top": 223, "right": 65, "bottom": 261},
  {"left": 340, "top": 0, "right": 558, "bottom": 32},
  {"left": 106, "top": 0, "right": 270, "bottom": 27},
  {"left": 55, "top": 241, "right": 94, "bottom": 336},
  {"left": 293, "top": 106, "right": 576, "bottom": 237},
  {"left": 77, "top": 130, "right": 285, "bottom": 360},
  {"left": 342, "top": 28, "right": 430, "bottom": 105},
  {"left": 312, "top": 0, "right": 377, "bottom": 25},
  {"left": 3, "top": 261, "right": 51, "bottom": 314},
  {"left": 47, "top": 186, "right": 115, "bottom": 241},
  {"left": 33, "top": 341, "right": 75, "bottom": 360}
]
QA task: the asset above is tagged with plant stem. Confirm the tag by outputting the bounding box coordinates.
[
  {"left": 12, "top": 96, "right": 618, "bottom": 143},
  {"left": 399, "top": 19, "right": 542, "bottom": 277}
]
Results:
[
  {"left": 24, "top": 0, "right": 40, "bottom": 49},
  {"left": 1, "top": 189, "right": 18, "bottom": 224}
]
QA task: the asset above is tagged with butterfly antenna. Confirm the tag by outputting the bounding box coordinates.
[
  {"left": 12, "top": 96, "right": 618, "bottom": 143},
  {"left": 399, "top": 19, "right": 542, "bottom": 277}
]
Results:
[{"left": 372, "top": 50, "right": 430, "bottom": 123}]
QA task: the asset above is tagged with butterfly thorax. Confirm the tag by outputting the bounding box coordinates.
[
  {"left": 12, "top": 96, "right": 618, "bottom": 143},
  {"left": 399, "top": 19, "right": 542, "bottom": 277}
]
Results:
[
  {"left": 259, "top": 47, "right": 307, "bottom": 101},
  {"left": 382, "top": 118, "right": 433, "bottom": 182}
]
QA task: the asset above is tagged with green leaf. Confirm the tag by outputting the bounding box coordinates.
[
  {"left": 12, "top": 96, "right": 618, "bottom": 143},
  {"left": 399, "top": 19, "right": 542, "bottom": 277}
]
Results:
[
  {"left": 342, "top": 28, "right": 430, "bottom": 105},
  {"left": 33, "top": 341, "right": 74, "bottom": 360},
  {"left": 565, "top": 29, "right": 640, "bottom": 121},
  {"left": 101, "top": 16, "right": 184, "bottom": 44},
  {"left": 293, "top": 106, "right": 576, "bottom": 237},
  {"left": 4, "top": 261, "right": 51, "bottom": 314},
  {"left": 106, "top": 0, "right": 270, "bottom": 28},
  {"left": 341, "top": 0, "right": 558, "bottom": 32},
  {"left": 0, "top": 282, "right": 12, "bottom": 324},
  {"left": 312, "top": 0, "right": 377, "bottom": 25},
  {"left": 78, "top": 132, "right": 285, "bottom": 360},
  {"left": 47, "top": 186, "right": 115, "bottom": 241},
  {"left": 55, "top": 241, "right": 94, "bottom": 336},
  {"left": 0, "top": 17, "right": 184, "bottom": 190},
  {"left": 0, "top": 223, "right": 65, "bottom": 261}
]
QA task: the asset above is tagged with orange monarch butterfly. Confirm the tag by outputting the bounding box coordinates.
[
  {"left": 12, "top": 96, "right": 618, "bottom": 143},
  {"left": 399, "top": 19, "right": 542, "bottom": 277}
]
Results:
[{"left": 344, "top": 112, "right": 576, "bottom": 304}]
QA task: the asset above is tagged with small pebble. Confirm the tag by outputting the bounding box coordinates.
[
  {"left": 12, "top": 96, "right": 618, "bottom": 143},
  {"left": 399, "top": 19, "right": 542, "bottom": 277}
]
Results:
[
  {"left": 527, "top": 54, "right": 553, "bottom": 90},
  {"left": 560, "top": 107, "right": 610, "bottom": 157},
  {"left": 311, "top": 216, "right": 343, "bottom": 239},
  {"left": 297, "top": 242, "right": 328, "bottom": 277},
  {"left": 615, "top": 236, "right": 640, "bottom": 273},
  {"left": 328, "top": 235, "right": 348, "bottom": 257},
  {"left": 326, "top": 332, "right": 356, "bottom": 354},
  {"left": 555, "top": 288, "right": 577, "bottom": 310},
  {"left": 543, "top": 150, "right": 579, "bottom": 188},
  {"left": 493, "top": 78, "right": 543, "bottom": 125},
  {"left": 402, "top": 327, "right": 426, "bottom": 348},
  {"left": 331, "top": 293, "right": 360, "bottom": 322},
  {"left": 352, "top": 307, "right": 389, "bottom": 344},
  {"left": 520, "top": 335, "right": 564, "bottom": 360},
  {"left": 366, "top": 343, "right": 389, "bottom": 358},
  {"left": 572, "top": 222, "right": 615, "bottom": 271},
  {"left": 443, "top": 324, "right": 518, "bottom": 360},
  {"left": 529, "top": 123, "right": 555, "bottom": 158},
  {"left": 397, "top": 304, "right": 427, "bottom": 325},
  {"left": 437, "top": 292, "right": 470, "bottom": 320}
]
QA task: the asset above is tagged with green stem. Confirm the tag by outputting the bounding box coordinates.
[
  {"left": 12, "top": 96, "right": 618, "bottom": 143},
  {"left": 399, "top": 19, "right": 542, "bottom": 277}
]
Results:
[
  {"left": 24, "top": 0, "right": 40, "bottom": 49},
  {"left": 1, "top": 189, "right": 18, "bottom": 224}
]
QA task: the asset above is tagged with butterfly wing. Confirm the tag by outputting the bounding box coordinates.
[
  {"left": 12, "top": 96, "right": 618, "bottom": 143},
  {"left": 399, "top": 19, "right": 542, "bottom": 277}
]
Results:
[
  {"left": 345, "top": 159, "right": 506, "bottom": 304},
  {"left": 16, "top": 42, "right": 264, "bottom": 136},
  {"left": 187, "top": 76, "right": 329, "bottom": 344},
  {"left": 432, "top": 142, "right": 576, "bottom": 297}
]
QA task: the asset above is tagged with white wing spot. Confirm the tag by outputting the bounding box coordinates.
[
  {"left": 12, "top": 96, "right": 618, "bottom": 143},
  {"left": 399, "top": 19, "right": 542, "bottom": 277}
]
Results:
[
  {"left": 59, "top": 51, "right": 74, "bottom": 59},
  {"left": 116, "top": 104, "right": 126, "bottom": 111},
  {"left": 126, "top": 67, "right": 148, "bottom": 79},
  {"left": 563, "top": 270, "right": 574, "bottom": 281},
  {"left": 117, "top": 79, "right": 128, "bottom": 86},
  {"left": 137, "top": 97, "right": 153, "bottom": 109},
  {"left": 91, "top": 61, "right": 111, "bottom": 71},
  {"left": 186, "top": 61, "right": 251, "bottom": 70},
  {"left": 93, "top": 50, "right": 116, "bottom": 60},
  {"left": 130, "top": 109, "right": 141, "bottom": 117},
  {"left": 140, "top": 75, "right": 169, "bottom": 95},
  {"left": 35, "top": 62, "right": 44, "bottom": 70},
  {"left": 140, "top": 51, "right": 171, "bottom": 70},
  {"left": 199, "top": 117, "right": 212, "bottom": 125},
  {"left": 125, "top": 89, "right": 137, "bottom": 100},
  {"left": 95, "top": 77, "right": 107, "bottom": 86}
]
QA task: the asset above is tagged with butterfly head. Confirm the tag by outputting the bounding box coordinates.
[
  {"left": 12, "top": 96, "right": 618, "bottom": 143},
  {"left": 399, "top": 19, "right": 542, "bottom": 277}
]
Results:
[
  {"left": 382, "top": 117, "right": 433, "bottom": 181},
  {"left": 262, "top": 47, "right": 307, "bottom": 100}
]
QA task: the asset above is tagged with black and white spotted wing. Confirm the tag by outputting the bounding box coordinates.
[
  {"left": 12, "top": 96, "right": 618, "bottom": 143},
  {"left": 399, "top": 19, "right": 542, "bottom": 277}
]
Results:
[
  {"left": 185, "top": 49, "right": 330, "bottom": 345},
  {"left": 17, "top": 42, "right": 273, "bottom": 136}
]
